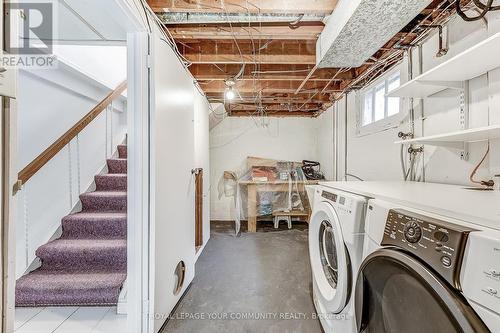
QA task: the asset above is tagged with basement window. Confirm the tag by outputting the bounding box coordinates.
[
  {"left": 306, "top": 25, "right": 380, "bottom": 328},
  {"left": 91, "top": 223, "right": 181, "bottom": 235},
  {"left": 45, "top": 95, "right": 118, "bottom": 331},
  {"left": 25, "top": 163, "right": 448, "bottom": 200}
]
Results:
[{"left": 361, "top": 71, "right": 401, "bottom": 127}]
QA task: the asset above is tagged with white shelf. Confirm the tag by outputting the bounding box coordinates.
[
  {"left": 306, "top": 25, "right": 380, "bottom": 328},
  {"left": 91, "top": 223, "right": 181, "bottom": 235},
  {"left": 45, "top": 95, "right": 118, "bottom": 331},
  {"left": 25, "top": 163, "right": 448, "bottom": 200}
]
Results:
[
  {"left": 394, "top": 125, "right": 500, "bottom": 148},
  {"left": 389, "top": 80, "right": 462, "bottom": 98},
  {"left": 388, "top": 31, "right": 500, "bottom": 98}
]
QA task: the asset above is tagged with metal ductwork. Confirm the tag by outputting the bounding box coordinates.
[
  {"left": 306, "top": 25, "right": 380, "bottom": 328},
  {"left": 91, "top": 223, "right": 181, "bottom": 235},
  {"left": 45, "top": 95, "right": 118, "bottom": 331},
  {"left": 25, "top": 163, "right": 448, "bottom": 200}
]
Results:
[
  {"left": 316, "top": 0, "right": 432, "bottom": 68},
  {"left": 158, "top": 12, "right": 326, "bottom": 25}
]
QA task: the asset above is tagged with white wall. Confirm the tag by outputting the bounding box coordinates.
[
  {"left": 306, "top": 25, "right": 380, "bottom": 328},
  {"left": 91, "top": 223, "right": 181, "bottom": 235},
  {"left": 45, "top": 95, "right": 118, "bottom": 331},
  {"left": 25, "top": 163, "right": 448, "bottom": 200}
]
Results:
[
  {"left": 54, "top": 45, "right": 127, "bottom": 90},
  {"left": 209, "top": 117, "right": 321, "bottom": 221},
  {"left": 315, "top": 106, "right": 335, "bottom": 180},
  {"left": 333, "top": 12, "right": 500, "bottom": 185},
  {"left": 15, "top": 59, "right": 127, "bottom": 278}
]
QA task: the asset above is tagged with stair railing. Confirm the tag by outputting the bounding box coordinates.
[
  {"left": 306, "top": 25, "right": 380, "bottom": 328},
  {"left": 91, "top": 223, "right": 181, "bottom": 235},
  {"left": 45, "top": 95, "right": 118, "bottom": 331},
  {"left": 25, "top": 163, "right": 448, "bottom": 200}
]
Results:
[{"left": 14, "top": 80, "right": 127, "bottom": 194}]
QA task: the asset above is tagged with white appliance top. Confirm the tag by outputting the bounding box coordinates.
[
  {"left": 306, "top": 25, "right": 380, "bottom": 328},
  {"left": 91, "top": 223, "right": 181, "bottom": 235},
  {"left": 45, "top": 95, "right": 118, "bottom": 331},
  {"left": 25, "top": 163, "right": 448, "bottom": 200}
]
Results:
[{"left": 319, "top": 181, "right": 500, "bottom": 231}]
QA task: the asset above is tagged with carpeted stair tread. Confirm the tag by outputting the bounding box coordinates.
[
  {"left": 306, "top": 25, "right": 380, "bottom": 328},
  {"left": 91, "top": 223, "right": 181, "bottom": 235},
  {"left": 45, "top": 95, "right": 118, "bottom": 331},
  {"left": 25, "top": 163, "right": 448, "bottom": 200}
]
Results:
[
  {"left": 62, "top": 212, "right": 127, "bottom": 239},
  {"left": 37, "top": 239, "right": 126, "bottom": 271},
  {"left": 117, "top": 145, "right": 127, "bottom": 159},
  {"left": 107, "top": 158, "right": 127, "bottom": 174},
  {"left": 15, "top": 270, "right": 126, "bottom": 307},
  {"left": 16, "top": 143, "right": 128, "bottom": 307},
  {"left": 95, "top": 174, "right": 127, "bottom": 191},
  {"left": 80, "top": 191, "right": 127, "bottom": 212}
]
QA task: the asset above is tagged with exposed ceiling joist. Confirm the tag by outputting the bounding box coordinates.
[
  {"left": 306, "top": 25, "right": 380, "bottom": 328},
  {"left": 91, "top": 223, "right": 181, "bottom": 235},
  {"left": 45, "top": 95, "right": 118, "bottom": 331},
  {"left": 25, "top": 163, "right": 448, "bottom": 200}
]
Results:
[
  {"left": 185, "top": 54, "right": 316, "bottom": 64},
  {"left": 168, "top": 25, "right": 323, "bottom": 40},
  {"left": 229, "top": 110, "right": 320, "bottom": 117},
  {"left": 199, "top": 79, "right": 342, "bottom": 94},
  {"left": 188, "top": 64, "right": 355, "bottom": 81},
  {"left": 181, "top": 39, "right": 316, "bottom": 64},
  {"left": 206, "top": 92, "right": 332, "bottom": 103},
  {"left": 149, "top": 0, "right": 454, "bottom": 117}
]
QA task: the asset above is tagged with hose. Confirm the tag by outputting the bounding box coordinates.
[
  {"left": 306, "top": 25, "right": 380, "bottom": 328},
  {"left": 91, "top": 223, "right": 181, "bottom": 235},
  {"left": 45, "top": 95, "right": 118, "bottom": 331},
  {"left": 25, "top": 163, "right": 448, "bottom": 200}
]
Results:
[
  {"left": 473, "top": 0, "right": 500, "bottom": 11},
  {"left": 469, "top": 142, "right": 494, "bottom": 187},
  {"left": 456, "top": 0, "right": 497, "bottom": 22},
  {"left": 406, "top": 154, "right": 416, "bottom": 181},
  {"left": 345, "top": 174, "right": 364, "bottom": 181},
  {"left": 400, "top": 144, "right": 408, "bottom": 180}
]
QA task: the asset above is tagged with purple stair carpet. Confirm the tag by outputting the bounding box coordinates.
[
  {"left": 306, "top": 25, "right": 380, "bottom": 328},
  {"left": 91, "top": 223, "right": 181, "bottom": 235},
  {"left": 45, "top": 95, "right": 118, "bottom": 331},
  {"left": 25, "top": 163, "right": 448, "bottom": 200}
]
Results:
[{"left": 16, "top": 144, "right": 128, "bottom": 307}]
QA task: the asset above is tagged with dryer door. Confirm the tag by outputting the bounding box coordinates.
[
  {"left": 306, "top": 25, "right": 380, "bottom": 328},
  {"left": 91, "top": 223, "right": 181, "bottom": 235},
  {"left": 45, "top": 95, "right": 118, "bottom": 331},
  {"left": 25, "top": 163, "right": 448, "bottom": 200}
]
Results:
[
  {"left": 355, "top": 248, "right": 490, "bottom": 333},
  {"left": 309, "top": 201, "right": 351, "bottom": 314}
]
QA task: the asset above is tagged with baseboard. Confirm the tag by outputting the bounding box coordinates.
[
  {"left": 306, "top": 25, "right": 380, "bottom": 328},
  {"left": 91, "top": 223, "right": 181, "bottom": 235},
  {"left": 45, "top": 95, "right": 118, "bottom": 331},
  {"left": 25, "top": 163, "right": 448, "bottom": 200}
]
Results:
[
  {"left": 194, "top": 235, "right": 211, "bottom": 262},
  {"left": 116, "top": 280, "right": 128, "bottom": 314}
]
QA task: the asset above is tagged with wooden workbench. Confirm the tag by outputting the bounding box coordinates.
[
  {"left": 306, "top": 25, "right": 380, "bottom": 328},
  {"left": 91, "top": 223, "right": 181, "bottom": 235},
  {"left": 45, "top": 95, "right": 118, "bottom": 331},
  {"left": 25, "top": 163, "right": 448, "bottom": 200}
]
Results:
[{"left": 238, "top": 179, "right": 318, "bottom": 232}]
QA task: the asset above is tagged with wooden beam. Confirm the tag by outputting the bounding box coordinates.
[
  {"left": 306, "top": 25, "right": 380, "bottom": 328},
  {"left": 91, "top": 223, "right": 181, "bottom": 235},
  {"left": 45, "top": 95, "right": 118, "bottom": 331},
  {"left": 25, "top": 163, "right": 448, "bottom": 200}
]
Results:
[
  {"left": 148, "top": 0, "right": 338, "bottom": 14},
  {"left": 181, "top": 39, "right": 317, "bottom": 64},
  {"left": 206, "top": 92, "right": 332, "bottom": 105},
  {"left": 196, "top": 75, "right": 335, "bottom": 81},
  {"left": 186, "top": 53, "right": 316, "bottom": 64},
  {"left": 188, "top": 64, "right": 354, "bottom": 81},
  {"left": 229, "top": 110, "right": 317, "bottom": 117},
  {"left": 168, "top": 25, "right": 322, "bottom": 40},
  {"left": 230, "top": 102, "right": 322, "bottom": 111},
  {"left": 199, "top": 79, "right": 341, "bottom": 94}
]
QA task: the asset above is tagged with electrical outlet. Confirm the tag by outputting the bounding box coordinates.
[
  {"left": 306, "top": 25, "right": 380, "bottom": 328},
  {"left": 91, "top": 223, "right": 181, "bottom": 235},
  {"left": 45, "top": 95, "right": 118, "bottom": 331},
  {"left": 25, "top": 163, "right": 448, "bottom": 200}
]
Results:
[{"left": 460, "top": 151, "right": 470, "bottom": 161}]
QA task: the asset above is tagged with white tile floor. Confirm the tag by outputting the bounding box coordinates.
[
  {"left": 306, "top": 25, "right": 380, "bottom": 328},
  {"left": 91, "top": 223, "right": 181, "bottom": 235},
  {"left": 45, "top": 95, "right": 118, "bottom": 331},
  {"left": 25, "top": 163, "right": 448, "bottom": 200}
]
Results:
[{"left": 15, "top": 307, "right": 126, "bottom": 333}]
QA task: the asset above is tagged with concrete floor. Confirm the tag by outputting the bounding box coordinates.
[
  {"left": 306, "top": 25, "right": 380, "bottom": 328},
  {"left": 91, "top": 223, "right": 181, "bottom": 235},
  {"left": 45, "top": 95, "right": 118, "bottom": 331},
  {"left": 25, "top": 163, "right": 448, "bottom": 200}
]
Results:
[{"left": 162, "top": 222, "right": 322, "bottom": 333}]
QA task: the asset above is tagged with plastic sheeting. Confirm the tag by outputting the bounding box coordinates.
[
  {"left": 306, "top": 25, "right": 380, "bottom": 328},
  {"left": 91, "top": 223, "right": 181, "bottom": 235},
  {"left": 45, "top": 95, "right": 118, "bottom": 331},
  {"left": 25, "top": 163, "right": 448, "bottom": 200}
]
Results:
[{"left": 220, "top": 157, "right": 312, "bottom": 234}]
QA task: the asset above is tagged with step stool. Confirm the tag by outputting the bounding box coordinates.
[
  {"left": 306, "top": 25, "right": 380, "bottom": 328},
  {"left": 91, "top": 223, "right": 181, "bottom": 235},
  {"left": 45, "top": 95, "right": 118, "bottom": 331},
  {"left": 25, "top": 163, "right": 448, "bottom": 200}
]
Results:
[{"left": 273, "top": 215, "right": 292, "bottom": 229}]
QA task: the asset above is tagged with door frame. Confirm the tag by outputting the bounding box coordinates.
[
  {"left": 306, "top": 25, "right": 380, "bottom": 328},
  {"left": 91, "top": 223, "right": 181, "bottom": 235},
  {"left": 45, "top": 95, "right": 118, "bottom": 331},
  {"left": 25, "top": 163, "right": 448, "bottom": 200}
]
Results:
[
  {"left": 2, "top": 0, "right": 18, "bottom": 331},
  {"left": 126, "top": 30, "right": 151, "bottom": 333},
  {"left": 2, "top": 98, "right": 17, "bottom": 333}
]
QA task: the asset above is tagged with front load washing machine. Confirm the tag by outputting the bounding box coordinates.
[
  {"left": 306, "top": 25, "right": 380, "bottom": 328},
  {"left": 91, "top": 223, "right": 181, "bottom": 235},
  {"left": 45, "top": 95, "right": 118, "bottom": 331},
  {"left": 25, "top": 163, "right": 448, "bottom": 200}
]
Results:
[
  {"left": 356, "top": 199, "right": 500, "bottom": 333},
  {"left": 309, "top": 186, "right": 368, "bottom": 333}
]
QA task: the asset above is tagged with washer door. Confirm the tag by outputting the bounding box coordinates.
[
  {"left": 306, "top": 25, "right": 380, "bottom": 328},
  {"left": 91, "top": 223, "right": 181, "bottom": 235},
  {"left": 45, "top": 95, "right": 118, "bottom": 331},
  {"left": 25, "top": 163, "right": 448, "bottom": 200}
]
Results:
[
  {"left": 355, "top": 248, "right": 490, "bottom": 333},
  {"left": 309, "top": 201, "right": 351, "bottom": 314}
]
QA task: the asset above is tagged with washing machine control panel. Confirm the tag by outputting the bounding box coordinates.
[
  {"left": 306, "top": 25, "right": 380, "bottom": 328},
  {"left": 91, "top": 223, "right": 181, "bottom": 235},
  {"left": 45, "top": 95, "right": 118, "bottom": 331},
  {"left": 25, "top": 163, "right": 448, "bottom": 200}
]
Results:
[{"left": 381, "top": 209, "right": 475, "bottom": 289}]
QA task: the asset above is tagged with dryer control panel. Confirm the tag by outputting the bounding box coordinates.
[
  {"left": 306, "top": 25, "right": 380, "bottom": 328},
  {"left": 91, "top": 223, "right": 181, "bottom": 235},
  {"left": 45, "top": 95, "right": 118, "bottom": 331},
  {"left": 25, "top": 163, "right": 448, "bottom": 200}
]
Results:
[{"left": 381, "top": 209, "right": 475, "bottom": 289}]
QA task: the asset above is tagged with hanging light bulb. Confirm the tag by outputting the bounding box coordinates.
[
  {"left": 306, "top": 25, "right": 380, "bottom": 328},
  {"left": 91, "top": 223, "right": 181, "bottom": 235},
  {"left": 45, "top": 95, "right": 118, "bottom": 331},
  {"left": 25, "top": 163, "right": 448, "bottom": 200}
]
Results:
[{"left": 225, "top": 86, "right": 235, "bottom": 101}]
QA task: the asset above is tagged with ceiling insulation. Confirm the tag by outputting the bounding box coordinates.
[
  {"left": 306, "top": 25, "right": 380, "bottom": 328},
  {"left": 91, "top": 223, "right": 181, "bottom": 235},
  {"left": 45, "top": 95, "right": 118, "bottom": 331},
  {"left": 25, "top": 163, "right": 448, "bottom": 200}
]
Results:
[{"left": 316, "top": 0, "right": 432, "bottom": 68}]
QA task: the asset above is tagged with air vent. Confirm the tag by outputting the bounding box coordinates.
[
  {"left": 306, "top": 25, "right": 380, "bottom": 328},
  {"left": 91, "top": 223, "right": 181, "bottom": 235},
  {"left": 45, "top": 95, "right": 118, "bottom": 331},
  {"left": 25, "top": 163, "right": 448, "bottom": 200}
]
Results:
[{"left": 316, "top": 0, "right": 432, "bottom": 68}]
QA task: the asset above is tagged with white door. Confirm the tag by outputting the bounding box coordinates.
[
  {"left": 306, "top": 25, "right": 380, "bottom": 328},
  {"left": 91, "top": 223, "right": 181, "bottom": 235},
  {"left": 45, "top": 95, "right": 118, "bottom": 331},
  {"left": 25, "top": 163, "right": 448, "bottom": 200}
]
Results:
[
  {"left": 149, "top": 26, "right": 196, "bottom": 333},
  {"left": 309, "top": 201, "right": 350, "bottom": 314}
]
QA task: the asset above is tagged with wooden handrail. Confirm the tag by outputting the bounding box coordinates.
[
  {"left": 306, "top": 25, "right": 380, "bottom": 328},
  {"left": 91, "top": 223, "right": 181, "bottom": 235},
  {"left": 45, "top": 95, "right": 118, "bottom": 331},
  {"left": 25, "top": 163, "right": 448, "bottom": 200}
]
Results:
[{"left": 16, "top": 80, "right": 127, "bottom": 189}]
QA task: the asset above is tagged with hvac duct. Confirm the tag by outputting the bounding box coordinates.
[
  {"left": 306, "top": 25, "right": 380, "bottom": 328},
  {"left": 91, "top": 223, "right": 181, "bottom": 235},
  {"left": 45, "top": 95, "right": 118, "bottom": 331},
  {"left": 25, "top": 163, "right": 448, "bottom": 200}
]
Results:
[{"left": 316, "top": 0, "right": 432, "bottom": 68}]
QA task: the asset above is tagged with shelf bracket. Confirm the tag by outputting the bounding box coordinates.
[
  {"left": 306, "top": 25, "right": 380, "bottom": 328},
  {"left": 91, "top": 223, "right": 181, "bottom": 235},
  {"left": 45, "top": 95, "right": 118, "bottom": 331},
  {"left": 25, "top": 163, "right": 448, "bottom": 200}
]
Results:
[{"left": 459, "top": 82, "right": 469, "bottom": 161}]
